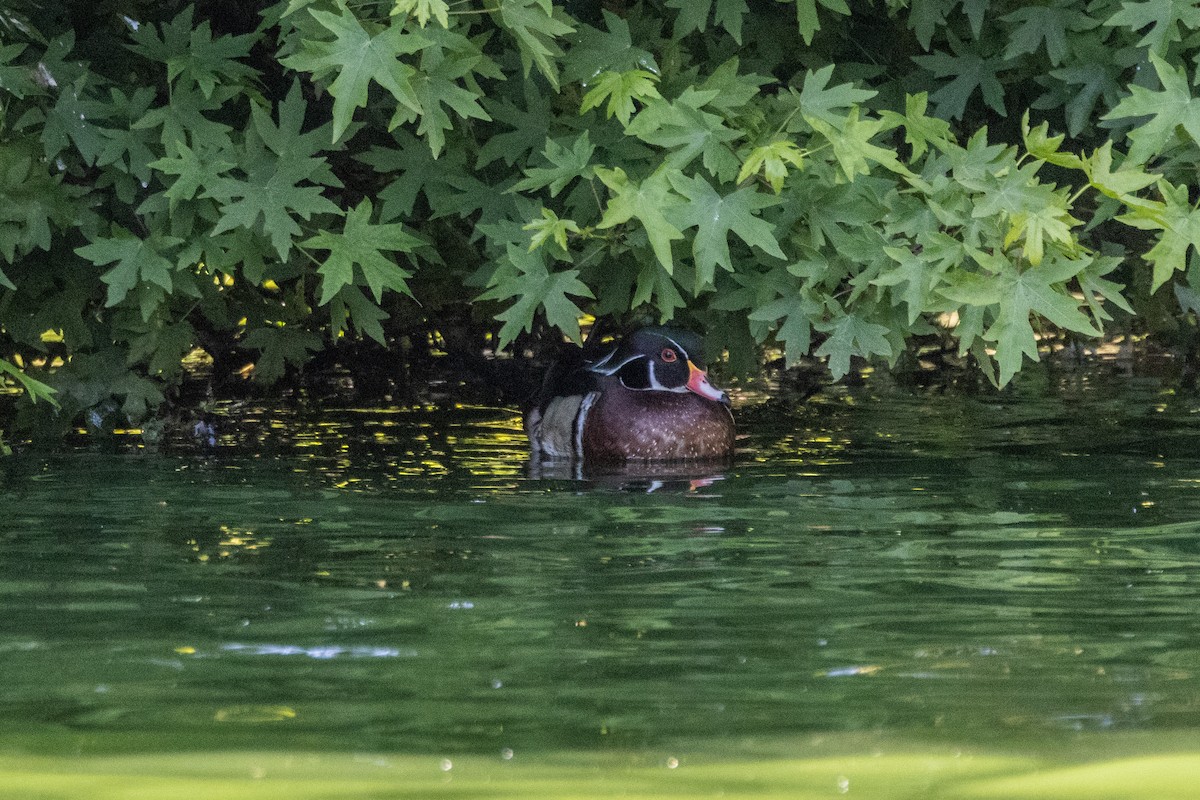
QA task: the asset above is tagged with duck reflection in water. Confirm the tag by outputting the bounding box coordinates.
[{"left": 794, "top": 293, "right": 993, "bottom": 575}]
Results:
[{"left": 524, "top": 327, "right": 735, "bottom": 486}]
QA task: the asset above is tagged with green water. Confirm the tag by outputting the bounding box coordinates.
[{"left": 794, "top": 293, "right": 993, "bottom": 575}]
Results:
[{"left": 2, "top": 374, "right": 1200, "bottom": 797}]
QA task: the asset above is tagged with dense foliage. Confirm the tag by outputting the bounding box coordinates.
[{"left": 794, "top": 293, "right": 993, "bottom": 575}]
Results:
[{"left": 2, "top": 0, "right": 1200, "bottom": 441}]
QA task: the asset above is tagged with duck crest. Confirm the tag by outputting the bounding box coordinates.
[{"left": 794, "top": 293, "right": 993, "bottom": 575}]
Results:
[{"left": 525, "top": 327, "right": 735, "bottom": 464}]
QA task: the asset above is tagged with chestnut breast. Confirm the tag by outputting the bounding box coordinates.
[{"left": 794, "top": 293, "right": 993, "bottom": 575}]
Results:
[{"left": 581, "top": 383, "right": 735, "bottom": 462}]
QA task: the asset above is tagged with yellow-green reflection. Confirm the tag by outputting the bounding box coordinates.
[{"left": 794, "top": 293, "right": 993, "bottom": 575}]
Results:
[{"left": 0, "top": 749, "right": 1196, "bottom": 800}]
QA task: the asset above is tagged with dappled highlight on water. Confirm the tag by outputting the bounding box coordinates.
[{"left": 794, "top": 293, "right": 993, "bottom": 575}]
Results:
[{"left": 2, "top": 375, "right": 1200, "bottom": 796}]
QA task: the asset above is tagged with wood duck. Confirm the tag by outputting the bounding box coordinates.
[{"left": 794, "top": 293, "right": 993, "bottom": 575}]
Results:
[{"left": 525, "top": 327, "right": 736, "bottom": 463}]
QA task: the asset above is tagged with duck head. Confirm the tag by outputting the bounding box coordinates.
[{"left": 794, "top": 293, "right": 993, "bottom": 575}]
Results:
[{"left": 587, "top": 328, "right": 730, "bottom": 406}]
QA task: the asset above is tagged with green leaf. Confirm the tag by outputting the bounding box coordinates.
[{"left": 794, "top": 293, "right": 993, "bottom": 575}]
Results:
[
  {"left": 75, "top": 228, "right": 183, "bottom": 309},
  {"left": 666, "top": 0, "right": 749, "bottom": 43},
  {"left": 874, "top": 246, "right": 947, "bottom": 324},
  {"left": 329, "top": 285, "right": 389, "bottom": 344},
  {"left": 1083, "top": 141, "right": 1160, "bottom": 199},
  {"left": 204, "top": 84, "right": 341, "bottom": 259},
  {"left": 42, "top": 75, "right": 111, "bottom": 165},
  {"left": 0, "top": 43, "right": 36, "bottom": 100},
  {"left": 737, "top": 139, "right": 806, "bottom": 193},
  {"left": 625, "top": 89, "right": 743, "bottom": 181},
  {"left": 148, "top": 140, "right": 235, "bottom": 206},
  {"left": 524, "top": 207, "right": 580, "bottom": 252},
  {"left": 241, "top": 325, "right": 323, "bottom": 384},
  {"left": 477, "top": 243, "right": 594, "bottom": 346},
  {"left": 280, "top": 5, "right": 429, "bottom": 142},
  {"left": 1117, "top": 181, "right": 1200, "bottom": 291},
  {"left": 392, "top": 0, "right": 450, "bottom": 28},
  {"left": 790, "top": 65, "right": 876, "bottom": 126},
  {"left": 632, "top": 260, "right": 686, "bottom": 319},
  {"left": 1102, "top": 53, "right": 1200, "bottom": 165},
  {"left": 880, "top": 93, "right": 954, "bottom": 162},
  {"left": 1002, "top": 2, "right": 1099, "bottom": 66},
  {"left": 493, "top": 0, "right": 574, "bottom": 91},
  {"left": 906, "top": 0, "right": 956, "bottom": 49},
  {"left": 510, "top": 132, "right": 594, "bottom": 196},
  {"left": 1104, "top": 0, "right": 1200, "bottom": 54},
  {"left": 748, "top": 291, "right": 822, "bottom": 365},
  {"left": 790, "top": 0, "right": 851, "bottom": 45},
  {"left": 806, "top": 109, "right": 920, "bottom": 184},
  {"left": 941, "top": 251, "right": 1100, "bottom": 385},
  {"left": 595, "top": 166, "right": 685, "bottom": 272},
  {"left": 0, "top": 145, "right": 80, "bottom": 263},
  {"left": 814, "top": 310, "right": 893, "bottom": 379},
  {"left": 0, "top": 358, "right": 59, "bottom": 407},
  {"left": 127, "top": 6, "right": 258, "bottom": 98},
  {"left": 914, "top": 35, "right": 1008, "bottom": 120},
  {"left": 580, "top": 69, "right": 662, "bottom": 126},
  {"left": 1021, "top": 113, "right": 1086, "bottom": 170},
  {"left": 563, "top": 10, "right": 657, "bottom": 85},
  {"left": 302, "top": 198, "right": 421, "bottom": 304},
  {"left": 666, "top": 173, "right": 784, "bottom": 289}
]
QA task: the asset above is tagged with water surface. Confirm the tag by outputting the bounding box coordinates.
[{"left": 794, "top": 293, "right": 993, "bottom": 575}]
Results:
[{"left": 2, "top": 373, "right": 1199, "bottom": 797}]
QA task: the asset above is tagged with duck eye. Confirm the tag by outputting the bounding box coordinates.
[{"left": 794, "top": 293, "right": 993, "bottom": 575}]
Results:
[{"left": 660, "top": 348, "right": 678, "bottom": 363}]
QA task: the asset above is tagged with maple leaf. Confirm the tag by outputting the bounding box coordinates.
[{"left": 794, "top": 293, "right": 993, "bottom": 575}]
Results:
[
  {"left": 666, "top": 0, "right": 749, "bottom": 43},
  {"left": 625, "top": 88, "right": 743, "bottom": 180},
  {"left": 806, "top": 109, "right": 919, "bottom": 184},
  {"left": 148, "top": 141, "right": 235, "bottom": 206},
  {"left": 879, "top": 92, "right": 953, "bottom": 162},
  {"left": 524, "top": 207, "right": 580, "bottom": 252},
  {"left": 0, "top": 359, "right": 58, "bottom": 406},
  {"left": 75, "top": 227, "right": 184, "bottom": 309},
  {"left": 393, "top": 0, "right": 450, "bottom": 28},
  {"left": 402, "top": 27, "right": 497, "bottom": 157},
  {"left": 698, "top": 58, "right": 771, "bottom": 116},
  {"left": 241, "top": 325, "right": 323, "bottom": 384},
  {"left": 511, "top": 132, "right": 595, "bottom": 196},
  {"left": 666, "top": 173, "right": 784, "bottom": 289},
  {"left": 493, "top": 0, "right": 575, "bottom": 91},
  {"left": 874, "top": 245, "right": 948, "bottom": 323},
  {"left": 0, "top": 145, "right": 80, "bottom": 263},
  {"left": 784, "top": 65, "right": 876, "bottom": 127},
  {"left": 580, "top": 69, "right": 662, "bottom": 126},
  {"left": 1083, "top": 141, "right": 1160, "bottom": 200},
  {"left": 595, "top": 166, "right": 685, "bottom": 272},
  {"left": 737, "top": 139, "right": 806, "bottom": 193},
  {"left": 302, "top": 199, "right": 422, "bottom": 304},
  {"left": 940, "top": 250, "right": 1100, "bottom": 385},
  {"left": 632, "top": 260, "right": 686, "bottom": 319},
  {"left": 477, "top": 86, "right": 555, "bottom": 168},
  {"left": 1117, "top": 180, "right": 1200, "bottom": 291},
  {"left": 790, "top": 0, "right": 851, "bottom": 46},
  {"left": 330, "top": 285, "right": 390, "bottom": 344},
  {"left": 1020, "top": 114, "right": 1085, "bottom": 170},
  {"left": 1104, "top": 0, "right": 1200, "bottom": 53},
  {"left": 907, "top": 0, "right": 956, "bottom": 49},
  {"left": 814, "top": 310, "right": 893, "bottom": 379},
  {"left": 280, "top": 5, "right": 430, "bottom": 142},
  {"left": 204, "top": 84, "right": 341, "bottom": 259},
  {"left": 126, "top": 6, "right": 259, "bottom": 98},
  {"left": 748, "top": 291, "right": 822, "bottom": 365},
  {"left": 1102, "top": 53, "right": 1200, "bottom": 165},
  {"left": 477, "top": 243, "right": 594, "bottom": 346},
  {"left": 1002, "top": 2, "right": 1099, "bottom": 66},
  {"left": 0, "top": 43, "right": 36, "bottom": 99},
  {"left": 1044, "top": 54, "right": 1130, "bottom": 138},
  {"left": 131, "top": 80, "right": 236, "bottom": 153},
  {"left": 563, "top": 10, "right": 658, "bottom": 85},
  {"left": 914, "top": 34, "right": 1008, "bottom": 120},
  {"left": 42, "top": 75, "right": 111, "bottom": 165}
]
